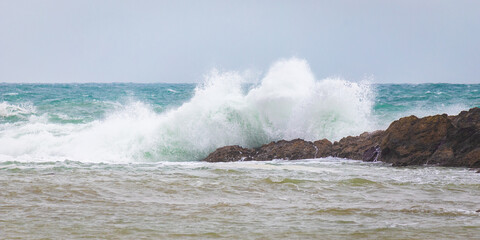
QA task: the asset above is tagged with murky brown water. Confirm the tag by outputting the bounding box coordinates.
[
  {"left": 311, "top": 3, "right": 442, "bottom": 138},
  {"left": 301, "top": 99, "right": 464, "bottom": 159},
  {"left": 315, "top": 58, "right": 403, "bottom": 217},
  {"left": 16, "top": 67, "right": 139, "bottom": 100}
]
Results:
[{"left": 1, "top": 158, "right": 479, "bottom": 239}]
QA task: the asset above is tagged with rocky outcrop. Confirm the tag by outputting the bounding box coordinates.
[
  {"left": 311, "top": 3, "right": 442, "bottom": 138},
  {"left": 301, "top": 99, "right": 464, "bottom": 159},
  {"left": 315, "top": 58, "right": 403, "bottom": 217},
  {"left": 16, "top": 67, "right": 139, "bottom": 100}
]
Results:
[
  {"left": 203, "top": 145, "right": 255, "bottom": 162},
  {"left": 332, "top": 130, "right": 385, "bottom": 161},
  {"left": 313, "top": 139, "right": 334, "bottom": 158},
  {"left": 380, "top": 114, "right": 454, "bottom": 166},
  {"left": 204, "top": 139, "right": 325, "bottom": 162},
  {"left": 255, "top": 139, "right": 317, "bottom": 161},
  {"left": 379, "top": 108, "right": 480, "bottom": 167},
  {"left": 203, "top": 107, "right": 480, "bottom": 168}
]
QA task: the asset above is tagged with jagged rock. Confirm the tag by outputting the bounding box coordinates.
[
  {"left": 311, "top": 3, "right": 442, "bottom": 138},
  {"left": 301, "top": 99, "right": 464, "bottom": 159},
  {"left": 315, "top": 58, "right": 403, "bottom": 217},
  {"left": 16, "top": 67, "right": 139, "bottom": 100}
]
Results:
[
  {"left": 379, "top": 108, "right": 480, "bottom": 167},
  {"left": 203, "top": 139, "right": 318, "bottom": 162},
  {"left": 313, "top": 139, "right": 333, "bottom": 158},
  {"left": 452, "top": 107, "right": 480, "bottom": 129},
  {"left": 332, "top": 130, "right": 385, "bottom": 160},
  {"left": 380, "top": 114, "right": 454, "bottom": 166},
  {"left": 203, "top": 107, "right": 480, "bottom": 168},
  {"left": 433, "top": 108, "right": 480, "bottom": 167},
  {"left": 255, "top": 139, "right": 317, "bottom": 161},
  {"left": 203, "top": 145, "right": 255, "bottom": 162},
  {"left": 362, "top": 145, "right": 381, "bottom": 162}
]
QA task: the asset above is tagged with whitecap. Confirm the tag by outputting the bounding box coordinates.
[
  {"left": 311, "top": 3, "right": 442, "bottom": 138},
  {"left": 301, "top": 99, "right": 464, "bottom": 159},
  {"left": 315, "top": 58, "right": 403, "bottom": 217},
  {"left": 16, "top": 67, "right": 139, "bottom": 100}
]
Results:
[{"left": 0, "top": 58, "right": 375, "bottom": 163}]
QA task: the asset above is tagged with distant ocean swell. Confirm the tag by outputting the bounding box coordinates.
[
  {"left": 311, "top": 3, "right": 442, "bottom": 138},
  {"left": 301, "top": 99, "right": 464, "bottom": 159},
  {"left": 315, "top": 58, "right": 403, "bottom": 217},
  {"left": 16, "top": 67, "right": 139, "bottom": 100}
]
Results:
[{"left": 0, "top": 58, "right": 478, "bottom": 163}]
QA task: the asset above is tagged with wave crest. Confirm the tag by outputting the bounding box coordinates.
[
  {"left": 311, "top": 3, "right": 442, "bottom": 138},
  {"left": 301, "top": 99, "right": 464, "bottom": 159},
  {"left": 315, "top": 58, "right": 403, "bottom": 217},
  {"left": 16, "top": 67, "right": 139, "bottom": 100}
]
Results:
[
  {"left": 0, "top": 102, "right": 36, "bottom": 118},
  {"left": 0, "top": 58, "right": 375, "bottom": 162}
]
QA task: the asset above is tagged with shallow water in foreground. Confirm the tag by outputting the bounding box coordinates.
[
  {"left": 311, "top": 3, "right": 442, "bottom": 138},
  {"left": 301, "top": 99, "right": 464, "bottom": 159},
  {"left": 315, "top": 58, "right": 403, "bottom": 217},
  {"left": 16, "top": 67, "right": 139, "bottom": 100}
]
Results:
[
  {"left": 2, "top": 60, "right": 480, "bottom": 238},
  {"left": 2, "top": 159, "right": 479, "bottom": 239}
]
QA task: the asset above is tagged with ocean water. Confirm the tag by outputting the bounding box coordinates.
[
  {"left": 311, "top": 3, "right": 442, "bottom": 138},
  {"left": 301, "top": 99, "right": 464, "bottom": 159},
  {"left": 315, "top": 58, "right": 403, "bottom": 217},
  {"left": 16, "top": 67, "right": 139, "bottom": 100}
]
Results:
[{"left": 1, "top": 59, "right": 480, "bottom": 238}]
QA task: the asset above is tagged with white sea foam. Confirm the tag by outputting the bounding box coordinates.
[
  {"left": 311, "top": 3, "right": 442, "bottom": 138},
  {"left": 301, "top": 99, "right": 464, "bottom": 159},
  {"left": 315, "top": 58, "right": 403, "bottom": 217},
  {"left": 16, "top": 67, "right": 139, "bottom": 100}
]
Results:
[
  {"left": 0, "top": 102, "right": 36, "bottom": 117},
  {"left": 0, "top": 58, "right": 375, "bottom": 163}
]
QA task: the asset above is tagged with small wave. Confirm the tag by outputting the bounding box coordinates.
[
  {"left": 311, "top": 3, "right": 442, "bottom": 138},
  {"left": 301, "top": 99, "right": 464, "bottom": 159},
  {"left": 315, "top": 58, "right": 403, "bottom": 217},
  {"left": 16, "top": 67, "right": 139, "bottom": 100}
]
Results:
[
  {"left": 313, "top": 207, "right": 366, "bottom": 216},
  {"left": 396, "top": 207, "right": 479, "bottom": 217},
  {"left": 339, "top": 177, "right": 382, "bottom": 186},
  {"left": 264, "top": 177, "right": 309, "bottom": 184},
  {"left": 0, "top": 102, "right": 36, "bottom": 117}
]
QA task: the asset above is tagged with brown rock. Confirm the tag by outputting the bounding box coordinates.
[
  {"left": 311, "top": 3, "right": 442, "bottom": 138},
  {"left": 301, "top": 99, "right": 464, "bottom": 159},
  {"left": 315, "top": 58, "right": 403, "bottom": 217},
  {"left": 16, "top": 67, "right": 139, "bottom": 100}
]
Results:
[
  {"left": 363, "top": 145, "right": 381, "bottom": 162},
  {"left": 203, "top": 139, "right": 321, "bottom": 162},
  {"left": 332, "top": 130, "right": 385, "bottom": 160},
  {"left": 380, "top": 114, "right": 453, "bottom": 166},
  {"left": 203, "top": 107, "right": 480, "bottom": 168},
  {"left": 255, "top": 139, "right": 317, "bottom": 161},
  {"left": 428, "top": 144, "right": 454, "bottom": 164},
  {"left": 203, "top": 145, "right": 255, "bottom": 162},
  {"left": 378, "top": 107, "right": 480, "bottom": 167},
  {"left": 452, "top": 107, "right": 480, "bottom": 129},
  {"left": 440, "top": 108, "right": 480, "bottom": 167},
  {"left": 313, "top": 139, "right": 333, "bottom": 158},
  {"left": 463, "top": 148, "right": 480, "bottom": 168}
]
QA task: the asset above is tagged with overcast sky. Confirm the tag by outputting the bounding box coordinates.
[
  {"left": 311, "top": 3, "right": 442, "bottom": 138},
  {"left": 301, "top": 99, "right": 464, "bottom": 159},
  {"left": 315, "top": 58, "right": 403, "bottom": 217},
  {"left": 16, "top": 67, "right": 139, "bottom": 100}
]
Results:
[{"left": 0, "top": 0, "right": 479, "bottom": 83}]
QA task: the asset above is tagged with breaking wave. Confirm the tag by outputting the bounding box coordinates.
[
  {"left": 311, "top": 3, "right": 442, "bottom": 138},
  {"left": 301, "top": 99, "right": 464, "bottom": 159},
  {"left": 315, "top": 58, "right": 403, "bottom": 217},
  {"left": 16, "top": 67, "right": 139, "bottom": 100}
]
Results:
[
  {"left": 0, "top": 102, "right": 36, "bottom": 118},
  {"left": 0, "top": 58, "right": 375, "bottom": 162}
]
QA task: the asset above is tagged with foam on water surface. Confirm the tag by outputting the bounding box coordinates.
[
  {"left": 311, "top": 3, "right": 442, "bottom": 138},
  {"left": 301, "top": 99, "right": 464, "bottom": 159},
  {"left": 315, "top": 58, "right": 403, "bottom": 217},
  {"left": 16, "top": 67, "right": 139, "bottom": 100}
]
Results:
[
  {"left": 0, "top": 58, "right": 479, "bottom": 163},
  {"left": 0, "top": 58, "right": 376, "bottom": 163}
]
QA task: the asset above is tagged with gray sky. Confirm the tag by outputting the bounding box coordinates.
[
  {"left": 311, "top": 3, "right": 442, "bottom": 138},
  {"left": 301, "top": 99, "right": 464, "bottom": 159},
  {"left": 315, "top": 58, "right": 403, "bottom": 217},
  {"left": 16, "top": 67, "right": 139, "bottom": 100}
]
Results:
[{"left": 0, "top": 0, "right": 479, "bottom": 83}]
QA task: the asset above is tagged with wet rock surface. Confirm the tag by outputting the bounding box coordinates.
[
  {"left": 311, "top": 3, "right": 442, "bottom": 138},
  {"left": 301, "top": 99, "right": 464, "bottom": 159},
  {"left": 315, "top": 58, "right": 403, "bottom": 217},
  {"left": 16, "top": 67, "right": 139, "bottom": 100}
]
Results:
[
  {"left": 203, "top": 145, "right": 255, "bottom": 162},
  {"left": 203, "top": 107, "right": 480, "bottom": 167},
  {"left": 204, "top": 139, "right": 318, "bottom": 162},
  {"left": 379, "top": 107, "right": 480, "bottom": 167},
  {"left": 254, "top": 139, "right": 317, "bottom": 161},
  {"left": 331, "top": 130, "right": 385, "bottom": 161}
]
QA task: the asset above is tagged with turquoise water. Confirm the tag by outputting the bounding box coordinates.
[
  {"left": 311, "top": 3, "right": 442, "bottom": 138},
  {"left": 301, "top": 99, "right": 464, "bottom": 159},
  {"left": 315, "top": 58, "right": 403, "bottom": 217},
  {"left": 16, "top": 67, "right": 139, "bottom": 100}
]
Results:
[
  {"left": 2, "top": 82, "right": 478, "bottom": 125},
  {"left": 374, "top": 83, "right": 480, "bottom": 123},
  {"left": 1, "top": 82, "right": 479, "bottom": 163},
  {"left": 0, "top": 83, "right": 195, "bottom": 124},
  {"left": 1, "top": 82, "right": 478, "bottom": 163},
  {"left": 1, "top": 59, "right": 479, "bottom": 238}
]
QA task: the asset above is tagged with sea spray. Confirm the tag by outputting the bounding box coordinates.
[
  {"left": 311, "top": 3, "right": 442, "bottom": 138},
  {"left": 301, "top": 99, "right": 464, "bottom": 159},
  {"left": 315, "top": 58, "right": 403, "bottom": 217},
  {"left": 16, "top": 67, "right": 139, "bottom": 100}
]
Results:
[
  {"left": 1, "top": 73, "right": 479, "bottom": 240},
  {"left": 143, "top": 58, "right": 376, "bottom": 161},
  {"left": 0, "top": 101, "right": 36, "bottom": 118},
  {"left": 0, "top": 58, "right": 376, "bottom": 162},
  {"left": 4, "top": 60, "right": 477, "bottom": 163}
]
